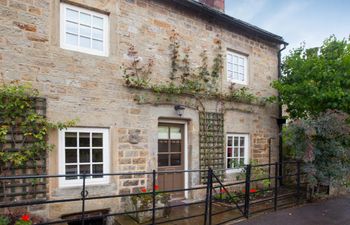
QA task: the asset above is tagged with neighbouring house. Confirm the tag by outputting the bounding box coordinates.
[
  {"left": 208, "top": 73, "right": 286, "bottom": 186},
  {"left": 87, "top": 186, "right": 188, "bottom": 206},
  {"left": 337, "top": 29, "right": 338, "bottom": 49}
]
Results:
[{"left": 0, "top": 0, "right": 287, "bottom": 223}]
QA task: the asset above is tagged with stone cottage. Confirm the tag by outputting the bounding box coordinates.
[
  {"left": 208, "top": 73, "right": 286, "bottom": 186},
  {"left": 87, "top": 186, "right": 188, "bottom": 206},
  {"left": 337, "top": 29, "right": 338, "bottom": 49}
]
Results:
[{"left": 0, "top": 0, "right": 287, "bottom": 222}]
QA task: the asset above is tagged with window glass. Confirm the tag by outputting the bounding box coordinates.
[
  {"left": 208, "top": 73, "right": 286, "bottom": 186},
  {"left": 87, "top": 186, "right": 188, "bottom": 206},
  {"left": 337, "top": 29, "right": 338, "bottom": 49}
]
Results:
[
  {"left": 227, "top": 134, "right": 248, "bottom": 169},
  {"left": 158, "top": 126, "right": 168, "bottom": 139},
  {"left": 226, "top": 51, "right": 248, "bottom": 84},
  {"left": 61, "top": 3, "right": 108, "bottom": 56},
  {"left": 61, "top": 129, "right": 108, "bottom": 185}
]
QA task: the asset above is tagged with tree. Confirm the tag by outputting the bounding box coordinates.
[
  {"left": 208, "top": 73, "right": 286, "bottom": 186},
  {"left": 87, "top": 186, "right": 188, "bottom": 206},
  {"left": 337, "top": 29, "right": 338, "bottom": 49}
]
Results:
[
  {"left": 273, "top": 35, "right": 350, "bottom": 119},
  {"left": 283, "top": 110, "right": 350, "bottom": 194}
]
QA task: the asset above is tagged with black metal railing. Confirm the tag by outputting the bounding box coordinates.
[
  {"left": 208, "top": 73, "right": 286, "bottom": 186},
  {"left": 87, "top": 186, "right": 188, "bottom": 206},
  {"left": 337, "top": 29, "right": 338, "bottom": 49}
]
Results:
[{"left": 0, "top": 161, "right": 306, "bottom": 225}]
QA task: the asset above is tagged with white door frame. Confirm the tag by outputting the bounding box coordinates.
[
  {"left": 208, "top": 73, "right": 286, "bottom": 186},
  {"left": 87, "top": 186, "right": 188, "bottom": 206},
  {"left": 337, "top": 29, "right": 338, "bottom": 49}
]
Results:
[{"left": 158, "top": 119, "right": 189, "bottom": 199}]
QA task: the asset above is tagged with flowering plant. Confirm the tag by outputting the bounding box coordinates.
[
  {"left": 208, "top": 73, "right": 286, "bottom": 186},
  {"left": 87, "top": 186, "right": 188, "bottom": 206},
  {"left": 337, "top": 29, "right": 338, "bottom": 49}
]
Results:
[
  {"left": 14, "top": 215, "right": 32, "bottom": 225},
  {"left": 0, "top": 214, "right": 32, "bottom": 225}
]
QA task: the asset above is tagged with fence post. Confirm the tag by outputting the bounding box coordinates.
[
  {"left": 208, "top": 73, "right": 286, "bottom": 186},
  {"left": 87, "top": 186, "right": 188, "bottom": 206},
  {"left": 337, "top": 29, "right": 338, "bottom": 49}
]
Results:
[
  {"left": 274, "top": 162, "right": 278, "bottom": 211},
  {"left": 296, "top": 161, "right": 301, "bottom": 205},
  {"left": 152, "top": 170, "right": 156, "bottom": 225},
  {"left": 244, "top": 164, "right": 251, "bottom": 218},
  {"left": 81, "top": 173, "right": 87, "bottom": 225},
  {"left": 203, "top": 168, "right": 213, "bottom": 225},
  {"left": 208, "top": 168, "right": 213, "bottom": 225}
]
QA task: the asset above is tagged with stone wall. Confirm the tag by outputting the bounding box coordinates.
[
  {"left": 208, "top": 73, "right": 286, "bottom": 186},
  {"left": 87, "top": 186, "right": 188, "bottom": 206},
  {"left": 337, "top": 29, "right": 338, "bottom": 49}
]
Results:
[{"left": 0, "top": 0, "right": 281, "bottom": 221}]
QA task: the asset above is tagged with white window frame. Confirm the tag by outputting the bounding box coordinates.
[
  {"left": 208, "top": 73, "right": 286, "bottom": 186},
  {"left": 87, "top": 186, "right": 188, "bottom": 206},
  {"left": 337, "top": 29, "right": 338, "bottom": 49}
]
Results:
[
  {"left": 60, "top": 3, "right": 109, "bottom": 56},
  {"left": 226, "top": 51, "right": 248, "bottom": 85},
  {"left": 226, "top": 134, "right": 250, "bottom": 173},
  {"left": 58, "top": 127, "right": 110, "bottom": 187}
]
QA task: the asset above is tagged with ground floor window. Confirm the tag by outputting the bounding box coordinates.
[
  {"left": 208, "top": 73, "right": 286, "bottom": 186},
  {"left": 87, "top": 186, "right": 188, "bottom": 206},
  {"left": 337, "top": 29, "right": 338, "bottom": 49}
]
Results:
[
  {"left": 59, "top": 127, "right": 110, "bottom": 187},
  {"left": 226, "top": 134, "right": 249, "bottom": 170}
]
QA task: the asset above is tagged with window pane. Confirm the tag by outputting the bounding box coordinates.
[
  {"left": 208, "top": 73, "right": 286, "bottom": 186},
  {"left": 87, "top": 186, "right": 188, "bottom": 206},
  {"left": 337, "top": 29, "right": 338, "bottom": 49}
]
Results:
[
  {"left": 66, "top": 33, "right": 78, "bottom": 46},
  {"left": 65, "top": 149, "right": 77, "bottom": 163},
  {"left": 234, "top": 137, "right": 239, "bottom": 147},
  {"left": 233, "top": 56, "right": 238, "bottom": 64},
  {"left": 227, "top": 158, "right": 232, "bottom": 169},
  {"left": 65, "top": 132, "right": 77, "bottom": 147},
  {"left": 234, "top": 147, "right": 239, "bottom": 157},
  {"left": 92, "top": 39, "right": 103, "bottom": 51},
  {"left": 158, "top": 140, "right": 168, "bottom": 152},
  {"left": 66, "top": 8, "right": 78, "bottom": 22},
  {"left": 65, "top": 165, "right": 77, "bottom": 180},
  {"left": 227, "top": 136, "right": 232, "bottom": 146},
  {"left": 233, "top": 64, "right": 238, "bottom": 72},
  {"left": 92, "top": 164, "right": 103, "bottom": 178},
  {"left": 239, "top": 73, "right": 245, "bottom": 81},
  {"left": 170, "top": 127, "right": 181, "bottom": 140},
  {"left": 233, "top": 72, "right": 239, "bottom": 80},
  {"left": 238, "top": 57, "right": 244, "bottom": 65},
  {"left": 92, "top": 133, "right": 103, "bottom": 147},
  {"left": 92, "top": 28, "right": 103, "bottom": 40},
  {"left": 80, "top": 24, "right": 91, "bottom": 37},
  {"left": 227, "top": 147, "right": 232, "bottom": 157},
  {"left": 240, "top": 138, "right": 245, "bottom": 146},
  {"left": 79, "top": 165, "right": 90, "bottom": 176},
  {"left": 79, "top": 132, "right": 90, "bottom": 147},
  {"left": 79, "top": 149, "right": 90, "bottom": 163},
  {"left": 93, "top": 16, "right": 103, "bottom": 29},
  {"left": 238, "top": 65, "right": 244, "bottom": 73},
  {"left": 92, "top": 149, "right": 103, "bottom": 162},
  {"left": 79, "top": 36, "right": 91, "bottom": 48},
  {"left": 66, "top": 21, "right": 78, "bottom": 34},
  {"left": 170, "top": 140, "right": 181, "bottom": 152},
  {"left": 171, "top": 154, "right": 181, "bottom": 166},
  {"left": 240, "top": 148, "right": 245, "bottom": 157},
  {"left": 80, "top": 12, "right": 91, "bottom": 25},
  {"left": 158, "top": 154, "right": 168, "bottom": 167},
  {"left": 158, "top": 126, "right": 168, "bottom": 139}
]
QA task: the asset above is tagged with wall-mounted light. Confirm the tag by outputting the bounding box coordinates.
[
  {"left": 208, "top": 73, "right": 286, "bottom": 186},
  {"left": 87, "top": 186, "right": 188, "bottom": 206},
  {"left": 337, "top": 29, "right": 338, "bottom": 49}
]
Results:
[{"left": 174, "top": 105, "right": 185, "bottom": 117}]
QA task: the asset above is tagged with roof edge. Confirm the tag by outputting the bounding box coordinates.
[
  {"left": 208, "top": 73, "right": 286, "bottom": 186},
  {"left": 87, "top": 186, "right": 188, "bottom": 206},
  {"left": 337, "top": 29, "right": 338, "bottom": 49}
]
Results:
[{"left": 168, "top": 0, "right": 288, "bottom": 45}]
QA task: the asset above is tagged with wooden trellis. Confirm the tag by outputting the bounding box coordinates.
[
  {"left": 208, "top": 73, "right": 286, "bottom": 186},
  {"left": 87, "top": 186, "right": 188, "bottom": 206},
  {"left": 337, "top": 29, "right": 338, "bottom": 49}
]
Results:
[
  {"left": 199, "top": 111, "right": 225, "bottom": 183},
  {"left": 0, "top": 97, "right": 47, "bottom": 203}
]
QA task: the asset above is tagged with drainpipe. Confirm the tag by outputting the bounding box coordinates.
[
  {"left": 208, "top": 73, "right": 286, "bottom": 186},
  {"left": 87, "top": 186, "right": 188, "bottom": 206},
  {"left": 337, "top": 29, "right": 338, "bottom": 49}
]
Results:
[{"left": 277, "top": 43, "right": 287, "bottom": 185}]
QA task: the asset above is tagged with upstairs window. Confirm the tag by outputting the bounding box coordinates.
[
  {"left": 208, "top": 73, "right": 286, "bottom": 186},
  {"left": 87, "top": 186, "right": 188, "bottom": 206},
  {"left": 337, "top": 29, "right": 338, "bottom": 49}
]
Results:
[
  {"left": 227, "top": 51, "right": 248, "bottom": 85},
  {"left": 59, "top": 128, "right": 110, "bottom": 187},
  {"left": 60, "top": 3, "right": 109, "bottom": 56},
  {"left": 226, "top": 134, "right": 249, "bottom": 171}
]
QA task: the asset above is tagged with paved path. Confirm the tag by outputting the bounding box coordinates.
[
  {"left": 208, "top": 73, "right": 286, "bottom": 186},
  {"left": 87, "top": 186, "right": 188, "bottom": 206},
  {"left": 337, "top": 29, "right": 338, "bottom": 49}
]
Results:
[{"left": 236, "top": 195, "right": 350, "bottom": 225}]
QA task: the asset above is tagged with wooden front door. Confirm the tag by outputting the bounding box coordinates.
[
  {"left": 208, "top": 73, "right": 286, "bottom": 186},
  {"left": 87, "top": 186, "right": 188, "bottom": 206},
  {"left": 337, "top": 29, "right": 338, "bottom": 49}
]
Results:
[{"left": 157, "top": 124, "right": 185, "bottom": 199}]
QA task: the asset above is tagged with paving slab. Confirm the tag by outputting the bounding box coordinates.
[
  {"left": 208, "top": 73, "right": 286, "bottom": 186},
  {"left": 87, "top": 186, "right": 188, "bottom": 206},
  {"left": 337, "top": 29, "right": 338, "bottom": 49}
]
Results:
[{"left": 236, "top": 195, "right": 350, "bottom": 225}]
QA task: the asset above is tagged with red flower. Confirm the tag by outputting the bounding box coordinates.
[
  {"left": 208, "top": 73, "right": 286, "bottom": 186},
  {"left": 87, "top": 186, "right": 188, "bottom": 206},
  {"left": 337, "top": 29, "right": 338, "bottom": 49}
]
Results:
[
  {"left": 242, "top": 189, "right": 257, "bottom": 193},
  {"left": 220, "top": 189, "right": 226, "bottom": 194},
  {"left": 154, "top": 185, "right": 159, "bottom": 191},
  {"left": 141, "top": 187, "right": 147, "bottom": 193},
  {"left": 21, "top": 214, "right": 30, "bottom": 221},
  {"left": 250, "top": 189, "right": 257, "bottom": 193}
]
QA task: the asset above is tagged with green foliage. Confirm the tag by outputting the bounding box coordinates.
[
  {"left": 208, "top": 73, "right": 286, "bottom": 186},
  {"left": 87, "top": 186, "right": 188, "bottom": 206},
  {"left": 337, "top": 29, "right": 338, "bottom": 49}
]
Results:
[
  {"left": 273, "top": 36, "right": 350, "bottom": 119},
  {"left": 226, "top": 85, "right": 258, "bottom": 104},
  {"left": 0, "top": 82, "right": 76, "bottom": 173},
  {"left": 283, "top": 110, "right": 350, "bottom": 190},
  {"left": 0, "top": 216, "right": 10, "bottom": 225}
]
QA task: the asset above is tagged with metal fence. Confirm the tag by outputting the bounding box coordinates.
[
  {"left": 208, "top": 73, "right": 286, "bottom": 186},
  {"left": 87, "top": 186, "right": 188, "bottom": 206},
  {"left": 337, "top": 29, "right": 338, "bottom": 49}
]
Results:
[{"left": 0, "top": 161, "right": 305, "bottom": 225}]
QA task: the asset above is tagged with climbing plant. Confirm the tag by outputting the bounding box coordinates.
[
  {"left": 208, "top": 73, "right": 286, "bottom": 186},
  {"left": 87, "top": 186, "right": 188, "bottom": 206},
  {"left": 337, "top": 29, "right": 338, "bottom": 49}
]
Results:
[
  {"left": 0, "top": 81, "right": 75, "bottom": 200},
  {"left": 121, "top": 30, "right": 264, "bottom": 108}
]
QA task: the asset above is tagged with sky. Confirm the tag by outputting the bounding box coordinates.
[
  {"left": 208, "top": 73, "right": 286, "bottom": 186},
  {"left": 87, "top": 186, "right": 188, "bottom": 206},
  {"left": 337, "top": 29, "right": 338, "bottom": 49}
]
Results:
[{"left": 225, "top": 0, "right": 350, "bottom": 54}]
